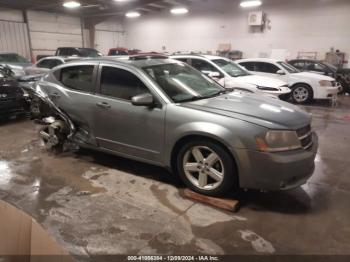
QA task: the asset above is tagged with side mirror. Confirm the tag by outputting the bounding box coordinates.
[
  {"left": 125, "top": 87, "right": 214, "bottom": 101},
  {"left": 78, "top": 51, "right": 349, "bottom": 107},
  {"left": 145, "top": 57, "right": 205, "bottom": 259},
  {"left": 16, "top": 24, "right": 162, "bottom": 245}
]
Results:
[
  {"left": 131, "top": 93, "right": 154, "bottom": 107},
  {"left": 277, "top": 70, "right": 286, "bottom": 75}
]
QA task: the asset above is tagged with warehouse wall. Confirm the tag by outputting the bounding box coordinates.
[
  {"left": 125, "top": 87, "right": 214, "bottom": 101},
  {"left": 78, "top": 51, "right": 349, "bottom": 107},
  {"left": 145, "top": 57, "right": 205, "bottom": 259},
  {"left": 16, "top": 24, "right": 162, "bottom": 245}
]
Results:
[
  {"left": 0, "top": 8, "right": 84, "bottom": 61},
  {"left": 95, "top": 18, "right": 126, "bottom": 55},
  {"left": 27, "top": 11, "right": 83, "bottom": 59},
  {"left": 123, "top": 0, "right": 350, "bottom": 64},
  {"left": 0, "top": 8, "right": 31, "bottom": 59},
  {"left": 0, "top": 8, "right": 125, "bottom": 59}
]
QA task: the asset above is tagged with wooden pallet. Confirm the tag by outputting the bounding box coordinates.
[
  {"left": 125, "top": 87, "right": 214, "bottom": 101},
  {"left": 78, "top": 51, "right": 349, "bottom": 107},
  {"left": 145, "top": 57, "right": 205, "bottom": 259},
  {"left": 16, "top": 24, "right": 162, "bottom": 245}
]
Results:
[{"left": 183, "top": 189, "right": 240, "bottom": 213}]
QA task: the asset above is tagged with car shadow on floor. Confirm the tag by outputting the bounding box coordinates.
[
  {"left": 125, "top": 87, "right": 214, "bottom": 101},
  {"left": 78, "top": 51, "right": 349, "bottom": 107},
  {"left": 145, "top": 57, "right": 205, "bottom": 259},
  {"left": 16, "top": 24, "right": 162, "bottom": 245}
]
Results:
[
  {"left": 75, "top": 148, "right": 184, "bottom": 188},
  {"left": 70, "top": 148, "right": 317, "bottom": 215}
]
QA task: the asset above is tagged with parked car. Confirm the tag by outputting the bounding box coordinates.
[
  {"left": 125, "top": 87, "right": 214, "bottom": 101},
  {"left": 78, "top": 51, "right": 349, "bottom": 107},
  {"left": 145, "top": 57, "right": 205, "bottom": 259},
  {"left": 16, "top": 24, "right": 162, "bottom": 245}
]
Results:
[
  {"left": 25, "top": 56, "right": 82, "bottom": 76},
  {"left": 171, "top": 55, "right": 291, "bottom": 99},
  {"left": 0, "top": 52, "right": 32, "bottom": 77},
  {"left": 55, "top": 47, "right": 102, "bottom": 58},
  {"left": 29, "top": 56, "right": 317, "bottom": 196},
  {"left": 108, "top": 48, "right": 130, "bottom": 56},
  {"left": 237, "top": 58, "right": 340, "bottom": 104},
  {"left": 288, "top": 59, "right": 350, "bottom": 94},
  {"left": 0, "top": 65, "right": 30, "bottom": 120}
]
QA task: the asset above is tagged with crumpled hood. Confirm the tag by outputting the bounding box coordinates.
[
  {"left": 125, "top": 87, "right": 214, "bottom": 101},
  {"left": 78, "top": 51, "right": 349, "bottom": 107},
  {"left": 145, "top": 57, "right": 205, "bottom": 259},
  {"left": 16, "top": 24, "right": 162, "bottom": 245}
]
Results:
[
  {"left": 181, "top": 92, "right": 311, "bottom": 129},
  {"left": 292, "top": 72, "right": 335, "bottom": 81},
  {"left": 234, "top": 75, "right": 287, "bottom": 88}
]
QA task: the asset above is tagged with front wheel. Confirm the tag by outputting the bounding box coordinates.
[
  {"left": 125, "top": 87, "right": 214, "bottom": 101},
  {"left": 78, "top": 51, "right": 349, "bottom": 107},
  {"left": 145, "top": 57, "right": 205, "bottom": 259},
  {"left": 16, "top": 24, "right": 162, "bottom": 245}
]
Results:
[
  {"left": 291, "top": 84, "right": 313, "bottom": 104},
  {"left": 177, "top": 140, "right": 237, "bottom": 196}
]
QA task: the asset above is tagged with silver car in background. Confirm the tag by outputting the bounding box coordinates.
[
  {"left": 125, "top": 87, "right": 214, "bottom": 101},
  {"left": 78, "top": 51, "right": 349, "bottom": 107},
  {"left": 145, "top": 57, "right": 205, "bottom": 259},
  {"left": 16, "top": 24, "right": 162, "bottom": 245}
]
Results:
[
  {"left": 25, "top": 56, "right": 82, "bottom": 76},
  {"left": 30, "top": 56, "right": 318, "bottom": 196}
]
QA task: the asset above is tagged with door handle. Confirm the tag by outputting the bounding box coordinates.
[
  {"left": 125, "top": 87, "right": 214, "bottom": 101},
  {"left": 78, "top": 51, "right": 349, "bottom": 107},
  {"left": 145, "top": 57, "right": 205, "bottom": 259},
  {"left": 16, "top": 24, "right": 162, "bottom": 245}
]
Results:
[
  {"left": 96, "top": 102, "right": 111, "bottom": 109},
  {"left": 50, "top": 93, "right": 61, "bottom": 99}
]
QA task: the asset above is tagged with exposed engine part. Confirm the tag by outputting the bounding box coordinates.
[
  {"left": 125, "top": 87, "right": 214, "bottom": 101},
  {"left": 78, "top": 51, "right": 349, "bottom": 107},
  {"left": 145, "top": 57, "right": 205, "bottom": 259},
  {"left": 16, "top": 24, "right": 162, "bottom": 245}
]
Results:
[{"left": 39, "top": 120, "right": 69, "bottom": 151}]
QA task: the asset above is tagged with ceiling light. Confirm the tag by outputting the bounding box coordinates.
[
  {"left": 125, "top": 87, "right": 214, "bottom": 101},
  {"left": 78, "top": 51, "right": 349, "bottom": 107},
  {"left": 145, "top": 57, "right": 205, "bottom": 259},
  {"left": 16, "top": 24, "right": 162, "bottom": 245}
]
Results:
[
  {"left": 240, "top": 1, "right": 262, "bottom": 8},
  {"left": 63, "top": 1, "right": 81, "bottom": 8},
  {"left": 170, "top": 8, "right": 189, "bottom": 15},
  {"left": 125, "top": 11, "right": 141, "bottom": 18}
]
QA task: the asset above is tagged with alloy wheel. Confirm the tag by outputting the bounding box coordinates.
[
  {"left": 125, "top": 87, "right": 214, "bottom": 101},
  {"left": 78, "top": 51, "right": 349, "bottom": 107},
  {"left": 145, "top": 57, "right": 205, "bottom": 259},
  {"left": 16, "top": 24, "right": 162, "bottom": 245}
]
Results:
[
  {"left": 293, "top": 86, "right": 309, "bottom": 103},
  {"left": 182, "top": 146, "right": 224, "bottom": 191}
]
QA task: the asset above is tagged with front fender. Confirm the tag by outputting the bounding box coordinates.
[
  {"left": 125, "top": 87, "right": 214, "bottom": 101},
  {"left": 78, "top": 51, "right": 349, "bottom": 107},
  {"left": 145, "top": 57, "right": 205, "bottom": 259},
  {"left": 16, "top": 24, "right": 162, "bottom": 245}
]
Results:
[{"left": 163, "top": 121, "right": 246, "bottom": 168}]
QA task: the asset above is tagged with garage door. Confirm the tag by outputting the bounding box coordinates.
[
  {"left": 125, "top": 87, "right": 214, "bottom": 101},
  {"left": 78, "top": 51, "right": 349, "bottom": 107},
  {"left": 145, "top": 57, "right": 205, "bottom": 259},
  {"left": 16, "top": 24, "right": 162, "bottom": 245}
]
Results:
[
  {"left": 95, "top": 30, "right": 125, "bottom": 56},
  {"left": 0, "top": 21, "right": 31, "bottom": 60}
]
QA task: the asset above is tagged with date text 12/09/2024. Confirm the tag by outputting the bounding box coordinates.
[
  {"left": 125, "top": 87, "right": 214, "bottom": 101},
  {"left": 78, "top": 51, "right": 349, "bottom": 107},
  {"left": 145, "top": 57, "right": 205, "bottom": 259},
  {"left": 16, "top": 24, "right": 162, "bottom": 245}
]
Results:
[{"left": 127, "top": 256, "right": 220, "bottom": 261}]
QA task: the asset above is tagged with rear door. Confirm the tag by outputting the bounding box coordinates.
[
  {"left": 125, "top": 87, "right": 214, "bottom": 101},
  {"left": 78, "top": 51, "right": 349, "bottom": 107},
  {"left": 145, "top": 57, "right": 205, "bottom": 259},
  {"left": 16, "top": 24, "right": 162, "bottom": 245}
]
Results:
[
  {"left": 47, "top": 64, "right": 100, "bottom": 141},
  {"left": 93, "top": 64, "right": 166, "bottom": 164}
]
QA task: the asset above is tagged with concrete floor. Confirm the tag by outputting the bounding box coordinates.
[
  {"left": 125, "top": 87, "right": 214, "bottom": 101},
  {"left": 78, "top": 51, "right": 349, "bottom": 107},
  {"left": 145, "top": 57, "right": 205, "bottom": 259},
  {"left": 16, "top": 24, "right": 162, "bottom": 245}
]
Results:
[{"left": 0, "top": 97, "right": 350, "bottom": 260}]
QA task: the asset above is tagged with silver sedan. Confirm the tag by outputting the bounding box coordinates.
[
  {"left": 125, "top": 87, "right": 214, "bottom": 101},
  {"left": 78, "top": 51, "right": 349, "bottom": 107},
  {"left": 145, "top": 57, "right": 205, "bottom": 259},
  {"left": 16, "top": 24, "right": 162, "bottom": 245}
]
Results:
[{"left": 32, "top": 56, "right": 318, "bottom": 196}]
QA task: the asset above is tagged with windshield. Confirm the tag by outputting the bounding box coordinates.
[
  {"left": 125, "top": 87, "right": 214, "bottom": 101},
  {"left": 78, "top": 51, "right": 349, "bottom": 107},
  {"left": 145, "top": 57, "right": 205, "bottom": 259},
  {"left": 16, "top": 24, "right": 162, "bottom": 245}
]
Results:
[
  {"left": 143, "top": 62, "right": 226, "bottom": 103},
  {"left": 78, "top": 48, "right": 102, "bottom": 57},
  {"left": 278, "top": 62, "right": 299, "bottom": 73},
  {"left": 211, "top": 59, "right": 250, "bottom": 77},
  {"left": 0, "top": 53, "right": 29, "bottom": 63}
]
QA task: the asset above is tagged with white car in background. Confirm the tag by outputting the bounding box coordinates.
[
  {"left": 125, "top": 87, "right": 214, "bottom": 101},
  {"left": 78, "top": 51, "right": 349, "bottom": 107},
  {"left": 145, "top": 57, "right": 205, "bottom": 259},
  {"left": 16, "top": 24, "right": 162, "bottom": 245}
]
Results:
[
  {"left": 237, "top": 58, "right": 340, "bottom": 104},
  {"left": 25, "top": 56, "right": 82, "bottom": 76},
  {"left": 171, "top": 55, "right": 291, "bottom": 99}
]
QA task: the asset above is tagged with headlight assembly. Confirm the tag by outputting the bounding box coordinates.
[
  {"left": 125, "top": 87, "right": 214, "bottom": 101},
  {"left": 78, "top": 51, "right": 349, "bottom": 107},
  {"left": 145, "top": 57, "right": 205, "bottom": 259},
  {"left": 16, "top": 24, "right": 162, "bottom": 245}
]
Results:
[
  {"left": 319, "top": 80, "right": 332, "bottom": 87},
  {"left": 256, "top": 130, "right": 302, "bottom": 152}
]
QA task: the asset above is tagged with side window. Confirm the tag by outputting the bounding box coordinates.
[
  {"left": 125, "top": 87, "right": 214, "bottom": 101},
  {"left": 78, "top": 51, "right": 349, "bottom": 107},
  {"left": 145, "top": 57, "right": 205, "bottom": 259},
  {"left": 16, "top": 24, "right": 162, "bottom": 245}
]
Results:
[
  {"left": 239, "top": 62, "right": 255, "bottom": 71},
  {"left": 36, "top": 59, "right": 51, "bottom": 68},
  {"left": 58, "top": 49, "right": 67, "bottom": 56},
  {"left": 191, "top": 59, "right": 218, "bottom": 74},
  {"left": 255, "top": 62, "right": 280, "bottom": 74},
  {"left": 49, "top": 59, "right": 63, "bottom": 69},
  {"left": 291, "top": 61, "right": 305, "bottom": 70},
  {"left": 60, "top": 65, "right": 95, "bottom": 92},
  {"left": 100, "top": 66, "right": 149, "bottom": 101},
  {"left": 313, "top": 63, "right": 326, "bottom": 72},
  {"left": 174, "top": 58, "right": 190, "bottom": 64},
  {"left": 71, "top": 49, "right": 80, "bottom": 56}
]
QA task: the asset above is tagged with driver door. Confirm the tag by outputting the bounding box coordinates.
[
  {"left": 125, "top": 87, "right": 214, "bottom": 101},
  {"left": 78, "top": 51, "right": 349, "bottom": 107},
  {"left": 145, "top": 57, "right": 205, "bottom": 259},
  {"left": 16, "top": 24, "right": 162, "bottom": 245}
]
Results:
[{"left": 94, "top": 65, "right": 166, "bottom": 164}]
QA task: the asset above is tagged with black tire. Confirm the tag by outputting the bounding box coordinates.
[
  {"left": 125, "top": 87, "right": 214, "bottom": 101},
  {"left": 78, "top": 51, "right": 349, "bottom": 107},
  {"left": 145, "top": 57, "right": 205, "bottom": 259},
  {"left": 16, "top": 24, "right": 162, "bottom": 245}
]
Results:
[
  {"left": 176, "top": 139, "right": 237, "bottom": 196},
  {"left": 339, "top": 79, "right": 349, "bottom": 94},
  {"left": 291, "top": 84, "right": 313, "bottom": 104}
]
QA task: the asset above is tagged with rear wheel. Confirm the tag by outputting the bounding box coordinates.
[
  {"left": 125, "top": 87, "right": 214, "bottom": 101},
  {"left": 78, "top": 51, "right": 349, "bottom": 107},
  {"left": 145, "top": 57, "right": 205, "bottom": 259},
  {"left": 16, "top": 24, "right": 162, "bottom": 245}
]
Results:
[
  {"left": 177, "top": 139, "right": 236, "bottom": 196},
  {"left": 292, "top": 84, "right": 313, "bottom": 104}
]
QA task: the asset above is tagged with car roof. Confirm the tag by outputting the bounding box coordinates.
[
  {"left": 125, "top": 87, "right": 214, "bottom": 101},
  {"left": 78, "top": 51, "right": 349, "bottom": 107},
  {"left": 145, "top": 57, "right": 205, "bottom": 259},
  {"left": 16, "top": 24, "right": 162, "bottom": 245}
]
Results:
[
  {"left": 237, "top": 58, "right": 282, "bottom": 63},
  {"left": 289, "top": 59, "right": 321, "bottom": 63},
  {"left": 40, "top": 56, "right": 83, "bottom": 62},
  {"left": 171, "top": 54, "right": 226, "bottom": 60},
  {"left": 67, "top": 57, "right": 180, "bottom": 69}
]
